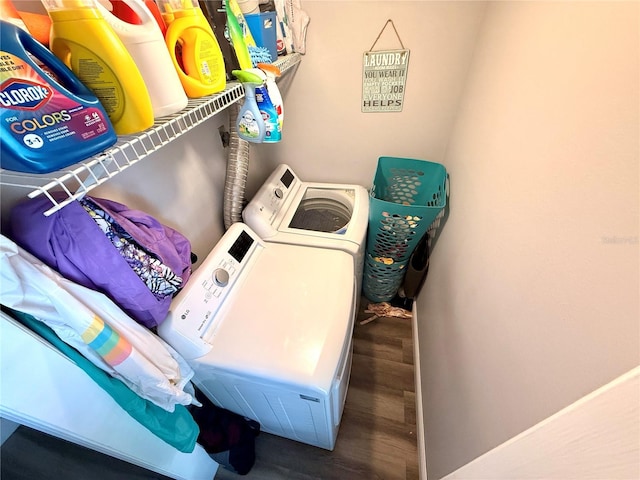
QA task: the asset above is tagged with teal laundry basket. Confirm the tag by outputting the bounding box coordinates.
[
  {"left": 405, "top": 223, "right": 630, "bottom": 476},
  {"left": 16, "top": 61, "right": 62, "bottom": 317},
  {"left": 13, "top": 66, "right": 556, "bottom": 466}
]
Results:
[{"left": 363, "top": 157, "right": 448, "bottom": 302}]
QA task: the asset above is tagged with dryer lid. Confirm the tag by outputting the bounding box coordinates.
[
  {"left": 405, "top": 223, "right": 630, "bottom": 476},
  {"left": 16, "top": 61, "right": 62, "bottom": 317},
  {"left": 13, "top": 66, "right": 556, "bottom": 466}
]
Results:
[{"left": 200, "top": 241, "right": 355, "bottom": 389}]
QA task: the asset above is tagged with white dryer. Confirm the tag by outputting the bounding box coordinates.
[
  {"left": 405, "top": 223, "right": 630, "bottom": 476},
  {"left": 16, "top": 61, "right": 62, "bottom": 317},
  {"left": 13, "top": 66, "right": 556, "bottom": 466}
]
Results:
[
  {"left": 158, "top": 223, "right": 356, "bottom": 451},
  {"left": 242, "top": 164, "right": 369, "bottom": 297}
]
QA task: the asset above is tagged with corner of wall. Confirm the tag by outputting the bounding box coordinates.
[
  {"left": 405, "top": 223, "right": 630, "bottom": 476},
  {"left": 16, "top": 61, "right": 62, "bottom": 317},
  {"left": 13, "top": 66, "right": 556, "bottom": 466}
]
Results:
[{"left": 1, "top": 418, "right": 19, "bottom": 445}]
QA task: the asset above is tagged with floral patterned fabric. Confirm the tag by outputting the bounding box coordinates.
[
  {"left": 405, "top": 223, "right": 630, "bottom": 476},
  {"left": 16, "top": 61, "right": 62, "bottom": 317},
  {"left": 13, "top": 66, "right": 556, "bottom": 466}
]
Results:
[{"left": 80, "top": 198, "right": 183, "bottom": 299}]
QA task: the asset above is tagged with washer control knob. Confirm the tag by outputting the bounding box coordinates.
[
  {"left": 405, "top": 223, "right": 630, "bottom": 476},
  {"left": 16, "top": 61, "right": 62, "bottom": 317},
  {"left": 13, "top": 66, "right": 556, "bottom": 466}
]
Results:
[
  {"left": 274, "top": 188, "right": 283, "bottom": 199},
  {"left": 213, "top": 268, "right": 229, "bottom": 287}
]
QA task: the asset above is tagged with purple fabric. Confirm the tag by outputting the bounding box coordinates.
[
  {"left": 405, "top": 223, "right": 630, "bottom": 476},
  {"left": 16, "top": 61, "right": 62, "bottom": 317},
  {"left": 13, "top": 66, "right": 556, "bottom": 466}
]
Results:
[{"left": 10, "top": 192, "right": 192, "bottom": 328}]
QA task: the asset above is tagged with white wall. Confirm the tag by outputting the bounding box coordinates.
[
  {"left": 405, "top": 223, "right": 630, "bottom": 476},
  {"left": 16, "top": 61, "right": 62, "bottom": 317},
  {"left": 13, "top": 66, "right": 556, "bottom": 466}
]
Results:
[
  {"left": 249, "top": 1, "right": 487, "bottom": 196},
  {"left": 442, "top": 367, "right": 640, "bottom": 480},
  {"left": 418, "top": 2, "right": 639, "bottom": 478}
]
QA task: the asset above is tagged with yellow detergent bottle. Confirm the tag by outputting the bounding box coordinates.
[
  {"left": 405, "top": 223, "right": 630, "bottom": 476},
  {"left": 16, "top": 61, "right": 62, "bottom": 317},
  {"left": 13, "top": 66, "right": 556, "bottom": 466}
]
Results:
[
  {"left": 41, "top": 0, "right": 154, "bottom": 135},
  {"left": 158, "top": 0, "right": 226, "bottom": 98}
]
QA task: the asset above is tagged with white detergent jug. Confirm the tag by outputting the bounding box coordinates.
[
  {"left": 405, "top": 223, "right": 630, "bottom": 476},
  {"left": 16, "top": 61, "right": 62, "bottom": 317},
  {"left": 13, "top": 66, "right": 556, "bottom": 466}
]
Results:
[{"left": 97, "top": 0, "right": 188, "bottom": 118}]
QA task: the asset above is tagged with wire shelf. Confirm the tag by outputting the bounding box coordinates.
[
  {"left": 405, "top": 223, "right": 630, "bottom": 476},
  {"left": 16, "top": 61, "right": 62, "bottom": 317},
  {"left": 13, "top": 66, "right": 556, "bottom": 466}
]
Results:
[{"left": 1, "top": 53, "right": 301, "bottom": 216}]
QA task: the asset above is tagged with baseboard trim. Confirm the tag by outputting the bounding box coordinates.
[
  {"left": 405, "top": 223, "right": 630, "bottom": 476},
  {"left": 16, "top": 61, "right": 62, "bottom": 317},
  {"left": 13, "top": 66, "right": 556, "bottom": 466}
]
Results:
[{"left": 412, "top": 301, "right": 428, "bottom": 480}]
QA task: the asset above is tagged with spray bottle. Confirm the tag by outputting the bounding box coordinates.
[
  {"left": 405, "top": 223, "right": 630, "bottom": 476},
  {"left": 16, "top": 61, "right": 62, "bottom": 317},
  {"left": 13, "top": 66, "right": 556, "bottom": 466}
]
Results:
[
  {"left": 232, "top": 69, "right": 264, "bottom": 143},
  {"left": 247, "top": 67, "right": 279, "bottom": 143},
  {"left": 0, "top": 20, "right": 117, "bottom": 173},
  {"left": 158, "top": 0, "right": 226, "bottom": 98},
  {"left": 96, "top": 0, "right": 188, "bottom": 118},
  {"left": 41, "top": 0, "right": 154, "bottom": 135},
  {"left": 257, "top": 62, "right": 283, "bottom": 131}
]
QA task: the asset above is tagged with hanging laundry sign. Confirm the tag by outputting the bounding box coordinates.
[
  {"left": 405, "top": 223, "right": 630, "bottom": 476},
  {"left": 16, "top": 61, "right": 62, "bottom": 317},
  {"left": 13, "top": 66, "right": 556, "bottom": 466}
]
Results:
[
  {"left": 362, "top": 49, "right": 410, "bottom": 112},
  {"left": 361, "top": 20, "right": 410, "bottom": 113}
]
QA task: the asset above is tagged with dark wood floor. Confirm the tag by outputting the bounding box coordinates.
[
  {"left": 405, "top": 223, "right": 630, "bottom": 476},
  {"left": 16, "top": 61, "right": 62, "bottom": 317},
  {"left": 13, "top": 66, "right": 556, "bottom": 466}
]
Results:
[
  {"left": 1, "top": 298, "right": 418, "bottom": 480},
  {"left": 215, "top": 297, "right": 419, "bottom": 480}
]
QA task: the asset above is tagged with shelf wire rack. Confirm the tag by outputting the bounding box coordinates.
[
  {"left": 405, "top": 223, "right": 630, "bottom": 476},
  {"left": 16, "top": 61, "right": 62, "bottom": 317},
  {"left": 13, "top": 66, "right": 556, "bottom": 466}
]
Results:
[{"left": 1, "top": 53, "right": 301, "bottom": 216}]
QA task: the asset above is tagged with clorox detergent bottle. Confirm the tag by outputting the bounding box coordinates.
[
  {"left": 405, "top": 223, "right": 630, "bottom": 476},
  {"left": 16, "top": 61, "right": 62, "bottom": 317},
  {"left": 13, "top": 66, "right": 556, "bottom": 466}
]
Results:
[
  {"left": 41, "top": 0, "right": 154, "bottom": 135},
  {"left": 158, "top": 0, "right": 226, "bottom": 98},
  {"left": 0, "top": 20, "right": 117, "bottom": 173}
]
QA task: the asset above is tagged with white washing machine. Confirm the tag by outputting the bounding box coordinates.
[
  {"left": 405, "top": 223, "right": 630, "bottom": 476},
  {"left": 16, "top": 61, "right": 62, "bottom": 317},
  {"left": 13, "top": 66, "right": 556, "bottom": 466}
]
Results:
[
  {"left": 242, "top": 164, "right": 369, "bottom": 297},
  {"left": 158, "top": 223, "right": 356, "bottom": 451}
]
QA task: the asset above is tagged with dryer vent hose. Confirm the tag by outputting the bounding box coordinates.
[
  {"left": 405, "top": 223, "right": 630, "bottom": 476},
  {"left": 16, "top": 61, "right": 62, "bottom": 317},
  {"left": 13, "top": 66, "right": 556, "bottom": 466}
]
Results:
[{"left": 223, "top": 101, "right": 250, "bottom": 230}]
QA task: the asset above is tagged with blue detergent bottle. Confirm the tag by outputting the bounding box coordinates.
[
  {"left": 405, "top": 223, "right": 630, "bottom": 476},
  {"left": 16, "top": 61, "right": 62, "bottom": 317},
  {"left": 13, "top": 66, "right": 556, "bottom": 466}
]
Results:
[{"left": 0, "top": 20, "right": 117, "bottom": 174}]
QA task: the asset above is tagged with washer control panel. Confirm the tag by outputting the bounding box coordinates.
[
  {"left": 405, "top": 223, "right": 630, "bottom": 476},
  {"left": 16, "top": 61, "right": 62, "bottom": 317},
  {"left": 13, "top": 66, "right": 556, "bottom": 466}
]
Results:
[
  {"left": 158, "top": 224, "right": 261, "bottom": 359},
  {"left": 242, "top": 164, "right": 301, "bottom": 238}
]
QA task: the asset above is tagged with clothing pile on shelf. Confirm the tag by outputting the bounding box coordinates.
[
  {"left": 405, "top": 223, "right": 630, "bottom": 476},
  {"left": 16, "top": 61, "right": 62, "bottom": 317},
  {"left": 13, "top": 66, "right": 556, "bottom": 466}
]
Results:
[{"left": 1, "top": 193, "right": 259, "bottom": 473}]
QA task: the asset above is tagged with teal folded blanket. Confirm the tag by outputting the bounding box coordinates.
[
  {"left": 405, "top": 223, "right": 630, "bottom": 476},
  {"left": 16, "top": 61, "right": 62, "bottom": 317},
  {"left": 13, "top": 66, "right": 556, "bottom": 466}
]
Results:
[{"left": 6, "top": 308, "right": 199, "bottom": 453}]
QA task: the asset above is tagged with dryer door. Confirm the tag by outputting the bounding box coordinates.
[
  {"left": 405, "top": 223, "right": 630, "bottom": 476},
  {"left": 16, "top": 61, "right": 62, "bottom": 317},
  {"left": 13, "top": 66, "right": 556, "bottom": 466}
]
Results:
[{"left": 287, "top": 187, "right": 355, "bottom": 234}]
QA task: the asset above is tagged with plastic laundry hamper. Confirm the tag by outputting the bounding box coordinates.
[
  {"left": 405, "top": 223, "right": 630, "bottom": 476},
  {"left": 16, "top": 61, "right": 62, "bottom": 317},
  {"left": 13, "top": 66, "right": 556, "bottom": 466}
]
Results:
[{"left": 363, "top": 156, "right": 447, "bottom": 303}]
